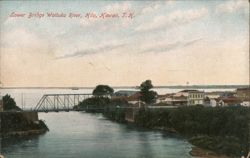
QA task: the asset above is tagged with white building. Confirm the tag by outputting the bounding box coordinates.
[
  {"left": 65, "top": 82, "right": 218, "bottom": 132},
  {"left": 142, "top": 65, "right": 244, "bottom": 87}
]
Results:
[
  {"left": 210, "top": 99, "right": 218, "bottom": 107},
  {"left": 175, "top": 90, "right": 205, "bottom": 106},
  {"left": 205, "top": 92, "right": 222, "bottom": 99},
  {"left": 187, "top": 90, "right": 205, "bottom": 106},
  {"left": 241, "top": 101, "right": 250, "bottom": 107}
]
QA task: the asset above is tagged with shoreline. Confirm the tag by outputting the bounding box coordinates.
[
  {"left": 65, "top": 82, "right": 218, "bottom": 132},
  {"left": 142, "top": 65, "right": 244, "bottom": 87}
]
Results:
[
  {"left": 101, "top": 106, "right": 249, "bottom": 158},
  {"left": 1, "top": 129, "right": 48, "bottom": 138},
  {"left": 190, "top": 146, "right": 230, "bottom": 158},
  {"left": 134, "top": 125, "right": 231, "bottom": 158},
  {"left": 103, "top": 113, "right": 228, "bottom": 158}
]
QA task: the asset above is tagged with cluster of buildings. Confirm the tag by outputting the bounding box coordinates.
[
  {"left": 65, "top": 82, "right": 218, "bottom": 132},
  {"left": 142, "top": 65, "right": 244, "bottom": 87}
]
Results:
[{"left": 111, "top": 88, "right": 250, "bottom": 107}]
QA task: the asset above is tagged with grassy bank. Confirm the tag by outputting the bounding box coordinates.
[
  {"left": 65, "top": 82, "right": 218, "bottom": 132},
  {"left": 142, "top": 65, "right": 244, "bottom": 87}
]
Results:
[
  {"left": 134, "top": 106, "right": 250, "bottom": 157},
  {"left": 74, "top": 97, "right": 250, "bottom": 157},
  {"left": 0, "top": 112, "right": 49, "bottom": 137}
]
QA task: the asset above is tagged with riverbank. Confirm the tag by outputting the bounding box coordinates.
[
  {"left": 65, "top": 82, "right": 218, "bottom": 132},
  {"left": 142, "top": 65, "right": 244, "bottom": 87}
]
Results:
[
  {"left": 0, "top": 112, "right": 49, "bottom": 138},
  {"left": 100, "top": 105, "right": 250, "bottom": 157},
  {"left": 190, "top": 146, "right": 230, "bottom": 158}
]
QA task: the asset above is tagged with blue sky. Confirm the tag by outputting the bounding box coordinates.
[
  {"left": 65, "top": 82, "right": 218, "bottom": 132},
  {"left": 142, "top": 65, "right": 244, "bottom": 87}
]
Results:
[{"left": 0, "top": 0, "right": 249, "bottom": 87}]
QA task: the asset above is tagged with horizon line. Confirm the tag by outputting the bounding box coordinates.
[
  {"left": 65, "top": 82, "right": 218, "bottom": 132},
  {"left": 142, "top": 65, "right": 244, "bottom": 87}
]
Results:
[{"left": 1, "top": 84, "right": 249, "bottom": 89}]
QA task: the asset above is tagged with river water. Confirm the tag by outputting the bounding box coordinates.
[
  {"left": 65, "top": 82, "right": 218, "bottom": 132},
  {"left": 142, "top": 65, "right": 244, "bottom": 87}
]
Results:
[
  {"left": 1, "top": 112, "right": 194, "bottom": 158},
  {"left": 0, "top": 88, "right": 235, "bottom": 158}
]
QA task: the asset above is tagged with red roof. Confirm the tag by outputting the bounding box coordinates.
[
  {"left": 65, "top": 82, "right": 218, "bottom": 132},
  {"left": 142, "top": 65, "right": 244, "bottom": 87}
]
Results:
[{"left": 219, "top": 97, "right": 242, "bottom": 104}]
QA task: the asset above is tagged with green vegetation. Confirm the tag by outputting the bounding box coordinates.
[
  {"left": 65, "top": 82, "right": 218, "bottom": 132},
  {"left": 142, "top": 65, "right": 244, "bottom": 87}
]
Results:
[
  {"left": 74, "top": 84, "right": 128, "bottom": 112},
  {"left": 189, "top": 135, "right": 243, "bottom": 157},
  {"left": 3, "top": 94, "right": 21, "bottom": 111},
  {"left": 0, "top": 112, "right": 49, "bottom": 136},
  {"left": 134, "top": 106, "right": 250, "bottom": 157},
  {"left": 92, "top": 85, "right": 114, "bottom": 96},
  {"left": 74, "top": 97, "right": 129, "bottom": 111},
  {"left": 1, "top": 94, "right": 49, "bottom": 137},
  {"left": 103, "top": 106, "right": 127, "bottom": 123},
  {"left": 139, "top": 80, "right": 157, "bottom": 104},
  {"left": 75, "top": 82, "right": 250, "bottom": 157},
  {"left": 74, "top": 93, "right": 128, "bottom": 120}
]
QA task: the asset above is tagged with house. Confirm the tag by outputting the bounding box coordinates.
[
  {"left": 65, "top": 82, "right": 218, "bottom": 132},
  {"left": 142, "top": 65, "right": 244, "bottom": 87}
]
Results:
[
  {"left": 175, "top": 90, "right": 198, "bottom": 97},
  {"left": 112, "top": 90, "right": 141, "bottom": 105},
  {"left": 241, "top": 101, "right": 250, "bottom": 107},
  {"left": 220, "top": 91, "right": 236, "bottom": 98},
  {"left": 113, "top": 90, "right": 139, "bottom": 97},
  {"left": 205, "top": 91, "right": 236, "bottom": 99},
  {"left": 171, "top": 95, "right": 187, "bottom": 106},
  {"left": 205, "top": 92, "right": 224, "bottom": 99},
  {"left": 203, "top": 97, "right": 220, "bottom": 107},
  {"left": 125, "top": 92, "right": 141, "bottom": 104},
  {"left": 188, "top": 90, "right": 204, "bottom": 106},
  {"left": 156, "top": 93, "right": 187, "bottom": 106},
  {"left": 173, "top": 90, "right": 205, "bottom": 106},
  {"left": 156, "top": 93, "right": 174, "bottom": 104},
  {"left": 217, "top": 97, "right": 242, "bottom": 106},
  {"left": 236, "top": 88, "right": 250, "bottom": 101}
]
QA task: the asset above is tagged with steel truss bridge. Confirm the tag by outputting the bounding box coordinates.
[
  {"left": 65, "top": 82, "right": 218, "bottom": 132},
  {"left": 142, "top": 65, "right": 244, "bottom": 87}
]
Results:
[
  {"left": 22, "top": 93, "right": 177, "bottom": 113},
  {"left": 33, "top": 93, "right": 93, "bottom": 112}
]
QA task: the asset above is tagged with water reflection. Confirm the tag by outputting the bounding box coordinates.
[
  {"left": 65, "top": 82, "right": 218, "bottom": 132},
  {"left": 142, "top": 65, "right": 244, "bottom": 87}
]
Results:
[
  {"left": 1, "top": 135, "right": 41, "bottom": 156},
  {"left": 1, "top": 112, "right": 193, "bottom": 158}
]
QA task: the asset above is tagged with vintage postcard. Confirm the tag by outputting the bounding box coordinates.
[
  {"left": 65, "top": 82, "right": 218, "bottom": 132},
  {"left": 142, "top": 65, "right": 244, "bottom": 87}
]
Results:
[{"left": 0, "top": 0, "right": 249, "bottom": 158}]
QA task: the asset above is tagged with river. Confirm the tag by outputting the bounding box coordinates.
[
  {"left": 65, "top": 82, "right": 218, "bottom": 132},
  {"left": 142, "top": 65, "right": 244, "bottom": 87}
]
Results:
[
  {"left": 1, "top": 112, "right": 193, "bottom": 158},
  {"left": 0, "top": 88, "right": 235, "bottom": 158}
]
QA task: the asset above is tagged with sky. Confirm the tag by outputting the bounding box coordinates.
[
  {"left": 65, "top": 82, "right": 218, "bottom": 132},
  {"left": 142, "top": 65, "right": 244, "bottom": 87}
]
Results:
[{"left": 0, "top": 0, "right": 249, "bottom": 87}]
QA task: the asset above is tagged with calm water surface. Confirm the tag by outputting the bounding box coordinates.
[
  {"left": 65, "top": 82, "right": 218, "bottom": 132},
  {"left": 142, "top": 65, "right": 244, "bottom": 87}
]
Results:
[
  {"left": 1, "top": 88, "right": 233, "bottom": 158},
  {"left": 1, "top": 112, "right": 194, "bottom": 158}
]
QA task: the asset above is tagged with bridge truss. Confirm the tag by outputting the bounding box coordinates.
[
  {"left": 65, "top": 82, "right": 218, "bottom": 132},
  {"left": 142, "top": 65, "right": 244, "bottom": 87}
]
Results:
[{"left": 34, "top": 94, "right": 93, "bottom": 112}]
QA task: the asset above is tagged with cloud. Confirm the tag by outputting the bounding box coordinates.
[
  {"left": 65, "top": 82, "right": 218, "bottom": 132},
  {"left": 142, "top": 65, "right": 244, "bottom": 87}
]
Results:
[
  {"left": 103, "top": 2, "right": 132, "bottom": 13},
  {"left": 140, "top": 38, "right": 203, "bottom": 54},
  {"left": 56, "top": 43, "right": 125, "bottom": 59},
  {"left": 78, "top": 2, "right": 133, "bottom": 29},
  {"left": 1, "top": 28, "right": 53, "bottom": 53},
  {"left": 141, "top": 3, "right": 161, "bottom": 14},
  {"left": 216, "top": 0, "right": 249, "bottom": 14},
  {"left": 79, "top": 16, "right": 99, "bottom": 28},
  {"left": 140, "top": 1, "right": 175, "bottom": 15},
  {"left": 135, "top": 7, "right": 208, "bottom": 32}
]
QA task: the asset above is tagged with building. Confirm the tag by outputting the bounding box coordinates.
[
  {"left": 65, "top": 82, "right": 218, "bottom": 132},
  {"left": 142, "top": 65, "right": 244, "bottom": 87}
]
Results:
[
  {"left": 113, "top": 90, "right": 139, "bottom": 97},
  {"left": 171, "top": 95, "right": 187, "bottom": 106},
  {"left": 241, "top": 101, "right": 250, "bottom": 107},
  {"left": 112, "top": 90, "right": 141, "bottom": 105},
  {"left": 156, "top": 94, "right": 173, "bottom": 104},
  {"left": 205, "top": 91, "right": 236, "bottom": 99},
  {"left": 236, "top": 88, "right": 250, "bottom": 101},
  {"left": 187, "top": 90, "right": 205, "bottom": 106},
  {"left": 205, "top": 92, "right": 223, "bottom": 99},
  {"left": 217, "top": 97, "right": 242, "bottom": 106},
  {"left": 174, "top": 90, "right": 205, "bottom": 106},
  {"left": 157, "top": 94, "right": 187, "bottom": 106},
  {"left": 175, "top": 90, "right": 198, "bottom": 97}
]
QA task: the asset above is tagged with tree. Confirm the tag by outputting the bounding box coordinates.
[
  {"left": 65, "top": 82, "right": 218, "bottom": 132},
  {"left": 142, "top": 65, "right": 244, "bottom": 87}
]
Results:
[
  {"left": 2, "top": 94, "right": 21, "bottom": 111},
  {"left": 139, "top": 80, "right": 157, "bottom": 104},
  {"left": 92, "top": 85, "right": 114, "bottom": 97}
]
